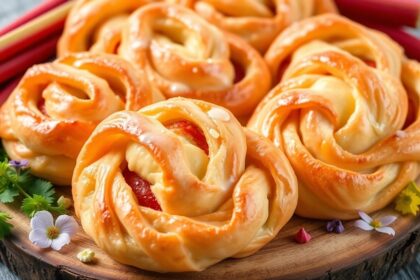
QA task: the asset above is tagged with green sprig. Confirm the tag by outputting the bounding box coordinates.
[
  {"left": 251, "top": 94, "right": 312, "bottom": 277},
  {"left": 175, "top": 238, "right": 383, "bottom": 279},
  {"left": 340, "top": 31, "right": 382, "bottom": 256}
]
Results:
[
  {"left": 0, "top": 144, "right": 66, "bottom": 240},
  {"left": 0, "top": 212, "right": 13, "bottom": 239}
]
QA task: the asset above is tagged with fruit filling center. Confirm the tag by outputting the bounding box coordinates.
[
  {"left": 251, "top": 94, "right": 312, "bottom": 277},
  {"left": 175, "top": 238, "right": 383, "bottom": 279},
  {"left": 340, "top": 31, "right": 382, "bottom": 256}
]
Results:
[
  {"left": 165, "top": 120, "right": 209, "bottom": 155},
  {"left": 123, "top": 168, "right": 161, "bottom": 211},
  {"left": 123, "top": 120, "right": 209, "bottom": 210}
]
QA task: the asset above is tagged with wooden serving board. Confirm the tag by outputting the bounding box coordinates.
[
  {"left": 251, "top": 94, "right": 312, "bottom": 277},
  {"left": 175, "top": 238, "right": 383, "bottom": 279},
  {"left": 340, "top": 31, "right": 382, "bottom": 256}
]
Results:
[{"left": 0, "top": 187, "right": 419, "bottom": 280}]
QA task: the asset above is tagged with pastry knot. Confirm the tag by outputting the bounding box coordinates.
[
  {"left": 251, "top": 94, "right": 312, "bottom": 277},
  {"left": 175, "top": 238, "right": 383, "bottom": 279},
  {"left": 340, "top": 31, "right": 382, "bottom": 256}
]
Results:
[
  {"left": 72, "top": 98, "right": 297, "bottom": 271},
  {"left": 119, "top": 3, "right": 271, "bottom": 116},
  {"left": 0, "top": 53, "right": 161, "bottom": 185},
  {"left": 248, "top": 14, "right": 420, "bottom": 219}
]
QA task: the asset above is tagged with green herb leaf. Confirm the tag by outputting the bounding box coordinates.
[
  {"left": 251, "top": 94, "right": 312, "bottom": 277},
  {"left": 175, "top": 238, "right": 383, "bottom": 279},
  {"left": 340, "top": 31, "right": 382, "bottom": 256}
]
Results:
[
  {"left": 21, "top": 195, "right": 51, "bottom": 217},
  {"left": 0, "top": 161, "right": 8, "bottom": 177},
  {"left": 0, "top": 145, "right": 64, "bottom": 220},
  {"left": 0, "top": 188, "right": 19, "bottom": 203},
  {"left": 0, "top": 211, "right": 13, "bottom": 239},
  {"left": 17, "top": 169, "right": 34, "bottom": 186},
  {"left": 0, "top": 145, "right": 7, "bottom": 162},
  {"left": 27, "top": 179, "right": 55, "bottom": 204}
]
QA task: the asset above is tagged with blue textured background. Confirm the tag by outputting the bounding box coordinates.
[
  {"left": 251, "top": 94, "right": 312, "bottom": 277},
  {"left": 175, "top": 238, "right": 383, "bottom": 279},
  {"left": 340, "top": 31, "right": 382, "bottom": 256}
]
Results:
[{"left": 0, "top": 1, "right": 419, "bottom": 279}]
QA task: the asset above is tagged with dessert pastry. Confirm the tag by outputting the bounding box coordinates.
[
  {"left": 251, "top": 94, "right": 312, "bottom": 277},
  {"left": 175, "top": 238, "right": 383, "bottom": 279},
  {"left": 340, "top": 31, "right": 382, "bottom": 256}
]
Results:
[
  {"left": 179, "top": 0, "right": 337, "bottom": 53},
  {"left": 58, "top": 0, "right": 191, "bottom": 56},
  {"left": 72, "top": 98, "right": 297, "bottom": 272},
  {"left": 119, "top": 3, "right": 271, "bottom": 116},
  {"left": 58, "top": 0, "right": 149, "bottom": 56},
  {"left": 0, "top": 53, "right": 162, "bottom": 185},
  {"left": 248, "top": 14, "right": 420, "bottom": 219}
]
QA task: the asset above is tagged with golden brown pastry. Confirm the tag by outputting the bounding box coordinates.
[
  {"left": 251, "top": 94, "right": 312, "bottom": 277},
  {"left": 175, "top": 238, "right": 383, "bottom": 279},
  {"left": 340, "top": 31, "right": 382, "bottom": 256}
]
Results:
[
  {"left": 72, "top": 98, "right": 297, "bottom": 272},
  {"left": 0, "top": 53, "right": 162, "bottom": 185},
  {"left": 248, "top": 14, "right": 420, "bottom": 219},
  {"left": 177, "top": 0, "right": 337, "bottom": 53},
  {"left": 57, "top": 0, "right": 191, "bottom": 56},
  {"left": 119, "top": 3, "right": 271, "bottom": 117}
]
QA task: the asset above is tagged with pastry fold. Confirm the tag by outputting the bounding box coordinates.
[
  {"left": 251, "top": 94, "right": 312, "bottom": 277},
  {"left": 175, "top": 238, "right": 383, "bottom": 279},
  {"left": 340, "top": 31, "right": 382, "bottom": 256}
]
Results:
[
  {"left": 0, "top": 53, "right": 161, "bottom": 185},
  {"left": 248, "top": 14, "right": 420, "bottom": 219},
  {"left": 72, "top": 98, "right": 297, "bottom": 272},
  {"left": 58, "top": 0, "right": 152, "bottom": 56},
  {"left": 178, "top": 0, "right": 337, "bottom": 53},
  {"left": 119, "top": 3, "right": 271, "bottom": 116}
]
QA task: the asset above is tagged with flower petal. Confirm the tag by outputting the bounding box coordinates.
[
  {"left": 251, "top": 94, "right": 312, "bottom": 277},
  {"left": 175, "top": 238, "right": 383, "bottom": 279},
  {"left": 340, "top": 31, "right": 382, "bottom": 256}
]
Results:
[
  {"left": 29, "top": 229, "right": 51, "bottom": 248},
  {"left": 30, "top": 211, "right": 53, "bottom": 231},
  {"left": 51, "top": 233, "right": 70, "bottom": 251},
  {"left": 55, "top": 215, "right": 78, "bottom": 237},
  {"left": 354, "top": 220, "right": 374, "bottom": 231},
  {"left": 375, "top": 227, "right": 395, "bottom": 236},
  {"left": 358, "top": 211, "right": 372, "bottom": 223},
  {"left": 378, "top": 215, "right": 397, "bottom": 226}
]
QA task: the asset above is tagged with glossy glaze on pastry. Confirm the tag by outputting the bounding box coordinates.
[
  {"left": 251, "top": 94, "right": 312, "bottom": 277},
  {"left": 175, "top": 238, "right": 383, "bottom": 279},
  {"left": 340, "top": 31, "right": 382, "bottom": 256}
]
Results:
[
  {"left": 72, "top": 98, "right": 297, "bottom": 271},
  {"left": 58, "top": 0, "right": 191, "bottom": 56},
  {"left": 58, "top": 0, "right": 147, "bottom": 56},
  {"left": 248, "top": 14, "right": 420, "bottom": 219},
  {"left": 0, "top": 53, "right": 162, "bottom": 185},
  {"left": 119, "top": 3, "right": 271, "bottom": 116},
  {"left": 177, "top": 0, "right": 337, "bottom": 53}
]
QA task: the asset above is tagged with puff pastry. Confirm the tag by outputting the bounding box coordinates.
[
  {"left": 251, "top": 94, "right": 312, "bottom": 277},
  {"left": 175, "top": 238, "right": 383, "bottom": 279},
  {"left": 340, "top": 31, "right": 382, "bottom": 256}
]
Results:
[
  {"left": 119, "top": 3, "right": 271, "bottom": 116},
  {"left": 58, "top": 0, "right": 191, "bottom": 56},
  {"left": 248, "top": 14, "right": 420, "bottom": 219},
  {"left": 72, "top": 98, "right": 297, "bottom": 272},
  {"left": 178, "top": 0, "right": 337, "bottom": 53},
  {"left": 0, "top": 53, "right": 162, "bottom": 185}
]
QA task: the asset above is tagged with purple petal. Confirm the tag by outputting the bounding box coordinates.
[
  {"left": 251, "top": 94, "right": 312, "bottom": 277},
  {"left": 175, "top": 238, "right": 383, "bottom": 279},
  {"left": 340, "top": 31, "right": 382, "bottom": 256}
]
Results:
[
  {"left": 30, "top": 211, "right": 53, "bottom": 230},
  {"left": 326, "top": 220, "right": 345, "bottom": 233},
  {"left": 378, "top": 216, "right": 397, "bottom": 226},
  {"left": 50, "top": 233, "right": 70, "bottom": 251},
  {"left": 29, "top": 229, "right": 51, "bottom": 248},
  {"left": 358, "top": 211, "right": 372, "bottom": 223},
  {"left": 8, "top": 159, "right": 29, "bottom": 169},
  {"left": 354, "top": 220, "right": 374, "bottom": 231},
  {"left": 335, "top": 221, "right": 345, "bottom": 233},
  {"left": 375, "top": 227, "right": 395, "bottom": 236},
  {"left": 55, "top": 215, "right": 78, "bottom": 237},
  {"left": 326, "top": 220, "right": 337, "bottom": 233}
]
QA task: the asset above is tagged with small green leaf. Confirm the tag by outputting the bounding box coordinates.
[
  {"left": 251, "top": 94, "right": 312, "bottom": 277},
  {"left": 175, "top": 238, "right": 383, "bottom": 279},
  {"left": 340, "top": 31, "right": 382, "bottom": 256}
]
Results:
[
  {"left": 21, "top": 195, "right": 51, "bottom": 217},
  {"left": 0, "top": 161, "right": 8, "bottom": 177},
  {"left": 17, "top": 170, "right": 34, "bottom": 186},
  {"left": 0, "top": 188, "right": 19, "bottom": 203},
  {"left": 27, "top": 179, "right": 55, "bottom": 204},
  {"left": 0, "top": 211, "right": 13, "bottom": 239},
  {"left": 0, "top": 145, "right": 7, "bottom": 162}
]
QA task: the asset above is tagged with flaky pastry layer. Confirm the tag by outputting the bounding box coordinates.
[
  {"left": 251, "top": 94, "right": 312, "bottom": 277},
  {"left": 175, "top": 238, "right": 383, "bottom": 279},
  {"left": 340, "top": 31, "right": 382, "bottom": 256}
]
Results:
[{"left": 72, "top": 98, "right": 297, "bottom": 271}]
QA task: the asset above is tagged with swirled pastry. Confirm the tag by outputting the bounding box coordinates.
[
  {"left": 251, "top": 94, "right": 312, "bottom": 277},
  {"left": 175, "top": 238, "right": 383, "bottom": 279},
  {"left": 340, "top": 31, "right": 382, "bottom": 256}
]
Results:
[
  {"left": 58, "top": 0, "right": 191, "bottom": 56},
  {"left": 177, "top": 0, "right": 337, "bottom": 53},
  {"left": 0, "top": 53, "right": 162, "bottom": 185},
  {"left": 248, "top": 14, "right": 420, "bottom": 219},
  {"left": 119, "top": 3, "right": 271, "bottom": 116},
  {"left": 72, "top": 98, "right": 297, "bottom": 272}
]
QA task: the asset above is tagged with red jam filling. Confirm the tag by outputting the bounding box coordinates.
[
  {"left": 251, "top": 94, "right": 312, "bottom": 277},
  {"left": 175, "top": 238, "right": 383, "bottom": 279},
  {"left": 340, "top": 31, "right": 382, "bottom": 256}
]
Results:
[
  {"left": 123, "top": 120, "right": 208, "bottom": 210},
  {"left": 165, "top": 120, "right": 209, "bottom": 155},
  {"left": 232, "top": 60, "right": 245, "bottom": 83},
  {"left": 363, "top": 59, "right": 376, "bottom": 68},
  {"left": 37, "top": 99, "right": 49, "bottom": 116},
  {"left": 123, "top": 168, "right": 161, "bottom": 211}
]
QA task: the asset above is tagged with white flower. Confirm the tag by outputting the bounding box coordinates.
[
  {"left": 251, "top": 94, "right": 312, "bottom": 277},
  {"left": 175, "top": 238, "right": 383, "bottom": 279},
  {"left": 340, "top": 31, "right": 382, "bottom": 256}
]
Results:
[
  {"left": 354, "top": 211, "right": 397, "bottom": 236},
  {"left": 29, "top": 211, "right": 78, "bottom": 250}
]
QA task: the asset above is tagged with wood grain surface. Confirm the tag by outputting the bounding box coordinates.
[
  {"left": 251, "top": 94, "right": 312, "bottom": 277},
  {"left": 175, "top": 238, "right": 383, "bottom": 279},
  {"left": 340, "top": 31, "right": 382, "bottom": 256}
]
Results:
[{"left": 0, "top": 188, "right": 419, "bottom": 280}]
